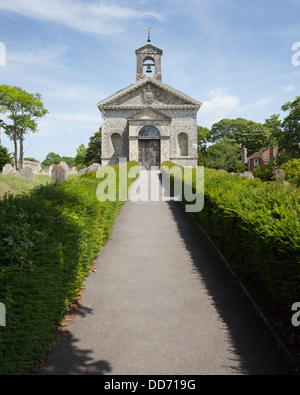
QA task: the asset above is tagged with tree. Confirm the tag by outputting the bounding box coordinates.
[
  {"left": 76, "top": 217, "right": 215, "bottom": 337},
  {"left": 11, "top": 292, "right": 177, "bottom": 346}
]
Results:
[
  {"left": 210, "top": 118, "right": 270, "bottom": 156},
  {"left": 61, "top": 156, "right": 75, "bottom": 168},
  {"left": 0, "top": 144, "right": 13, "bottom": 171},
  {"left": 0, "top": 85, "right": 48, "bottom": 170},
  {"left": 281, "top": 96, "right": 300, "bottom": 158},
  {"left": 85, "top": 128, "right": 102, "bottom": 166},
  {"left": 42, "top": 152, "right": 62, "bottom": 167},
  {"left": 205, "top": 139, "right": 247, "bottom": 173},
  {"left": 74, "top": 144, "right": 88, "bottom": 169}
]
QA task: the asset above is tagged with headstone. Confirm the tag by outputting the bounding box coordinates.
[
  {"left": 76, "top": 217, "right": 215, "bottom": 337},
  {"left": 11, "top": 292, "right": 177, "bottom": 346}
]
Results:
[
  {"left": 49, "top": 164, "right": 56, "bottom": 177},
  {"left": 19, "top": 166, "right": 34, "bottom": 179},
  {"left": 51, "top": 164, "right": 68, "bottom": 183},
  {"left": 242, "top": 171, "right": 254, "bottom": 179},
  {"left": 88, "top": 163, "right": 101, "bottom": 172},
  {"left": 2, "top": 164, "right": 13, "bottom": 174},
  {"left": 59, "top": 161, "right": 69, "bottom": 176},
  {"left": 79, "top": 167, "right": 88, "bottom": 174},
  {"left": 69, "top": 167, "right": 78, "bottom": 174}
]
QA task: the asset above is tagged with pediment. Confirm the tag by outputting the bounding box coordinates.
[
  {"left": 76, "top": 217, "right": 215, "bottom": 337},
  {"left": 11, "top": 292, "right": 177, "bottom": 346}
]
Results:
[
  {"left": 127, "top": 107, "right": 171, "bottom": 122},
  {"left": 97, "top": 77, "right": 202, "bottom": 109}
]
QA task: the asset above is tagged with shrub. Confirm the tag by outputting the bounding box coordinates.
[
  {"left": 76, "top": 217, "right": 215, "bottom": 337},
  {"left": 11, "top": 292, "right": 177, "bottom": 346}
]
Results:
[
  {"left": 0, "top": 162, "right": 139, "bottom": 374},
  {"left": 281, "top": 158, "right": 300, "bottom": 187},
  {"left": 161, "top": 162, "right": 300, "bottom": 314}
]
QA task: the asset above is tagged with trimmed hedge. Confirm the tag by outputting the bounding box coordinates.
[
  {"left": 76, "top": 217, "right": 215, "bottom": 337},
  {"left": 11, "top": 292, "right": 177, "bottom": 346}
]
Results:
[
  {"left": 0, "top": 162, "right": 139, "bottom": 375},
  {"left": 161, "top": 161, "right": 300, "bottom": 314}
]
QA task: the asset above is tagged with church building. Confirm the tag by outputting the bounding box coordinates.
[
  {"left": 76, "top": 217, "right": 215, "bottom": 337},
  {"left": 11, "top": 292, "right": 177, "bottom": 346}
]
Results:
[{"left": 97, "top": 36, "right": 202, "bottom": 169}]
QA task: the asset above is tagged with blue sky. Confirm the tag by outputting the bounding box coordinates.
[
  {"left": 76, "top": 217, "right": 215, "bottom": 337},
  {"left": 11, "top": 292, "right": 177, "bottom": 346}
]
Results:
[{"left": 0, "top": 0, "right": 299, "bottom": 162}]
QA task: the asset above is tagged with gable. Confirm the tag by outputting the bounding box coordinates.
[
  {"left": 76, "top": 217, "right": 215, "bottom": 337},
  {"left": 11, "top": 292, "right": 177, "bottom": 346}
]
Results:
[
  {"left": 97, "top": 77, "right": 202, "bottom": 109},
  {"left": 127, "top": 107, "right": 171, "bottom": 122}
]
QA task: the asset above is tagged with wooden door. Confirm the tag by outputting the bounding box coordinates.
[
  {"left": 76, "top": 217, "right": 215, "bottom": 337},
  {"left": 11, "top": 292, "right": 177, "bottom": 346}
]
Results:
[{"left": 138, "top": 140, "right": 160, "bottom": 170}]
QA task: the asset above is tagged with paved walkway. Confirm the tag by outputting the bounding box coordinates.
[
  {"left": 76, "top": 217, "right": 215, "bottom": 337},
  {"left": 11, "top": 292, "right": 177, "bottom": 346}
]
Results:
[{"left": 45, "top": 171, "right": 293, "bottom": 375}]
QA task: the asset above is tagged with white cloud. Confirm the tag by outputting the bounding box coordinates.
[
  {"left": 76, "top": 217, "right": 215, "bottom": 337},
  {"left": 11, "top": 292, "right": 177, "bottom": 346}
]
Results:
[
  {"left": 201, "top": 88, "right": 240, "bottom": 117},
  {"left": 283, "top": 85, "right": 295, "bottom": 92},
  {"left": 251, "top": 96, "right": 274, "bottom": 108},
  {"left": 0, "top": 0, "right": 163, "bottom": 35}
]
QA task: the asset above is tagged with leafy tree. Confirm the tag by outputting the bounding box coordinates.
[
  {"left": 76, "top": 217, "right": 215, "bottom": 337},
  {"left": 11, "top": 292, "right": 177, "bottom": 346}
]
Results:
[
  {"left": 264, "top": 114, "right": 282, "bottom": 147},
  {"left": 85, "top": 128, "right": 102, "bottom": 166},
  {"left": 210, "top": 118, "right": 270, "bottom": 156},
  {"left": 205, "top": 139, "right": 247, "bottom": 173},
  {"left": 42, "top": 152, "right": 62, "bottom": 167},
  {"left": 74, "top": 144, "right": 88, "bottom": 169},
  {"left": 281, "top": 96, "right": 300, "bottom": 158},
  {"left": 0, "top": 85, "right": 48, "bottom": 169},
  {"left": 61, "top": 156, "right": 75, "bottom": 168},
  {"left": 0, "top": 144, "right": 13, "bottom": 171}
]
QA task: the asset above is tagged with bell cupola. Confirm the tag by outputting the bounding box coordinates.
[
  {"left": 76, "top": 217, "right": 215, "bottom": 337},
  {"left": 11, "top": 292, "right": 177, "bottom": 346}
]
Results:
[{"left": 135, "top": 28, "right": 163, "bottom": 82}]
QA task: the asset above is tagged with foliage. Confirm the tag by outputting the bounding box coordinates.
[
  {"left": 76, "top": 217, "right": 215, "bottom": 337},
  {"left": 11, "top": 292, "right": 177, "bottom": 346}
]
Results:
[
  {"left": 0, "top": 162, "right": 139, "bottom": 374},
  {"left": 42, "top": 152, "right": 62, "bottom": 167},
  {"left": 161, "top": 161, "right": 300, "bottom": 315},
  {"left": 74, "top": 143, "right": 88, "bottom": 169},
  {"left": 253, "top": 157, "right": 300, "bottom": 187},
  {"left": 281, "top": 96, "right": 300, "bottom": 158},
  {"left": 205, "top": 139, "right": 247, "bottom": 173},
  {"left": 281, "top": 158, "right": 300, "bottom": 187},
  {"left": 0, "top": 85, "right": 48, "bottom": 170},
  {"left": 42, "top": 153, "right": 75, "bottom": 168},
  {"left": 0, "top": 144, "right": 13, "bottom": 171},
  {"left": 85, "top": 128, "right": 102, "bottom": 166},
  {"left": 210, "top": 118, "right": 270, "bottom": 156}
]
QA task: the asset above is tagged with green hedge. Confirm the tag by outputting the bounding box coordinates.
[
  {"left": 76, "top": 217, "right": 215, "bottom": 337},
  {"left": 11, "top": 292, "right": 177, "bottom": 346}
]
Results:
[
  {"left": 0, "top": 162, "right": 139, "bottom": 375},
  {"left": 161, "top": 161, "right": 300, "bottom": 314}
]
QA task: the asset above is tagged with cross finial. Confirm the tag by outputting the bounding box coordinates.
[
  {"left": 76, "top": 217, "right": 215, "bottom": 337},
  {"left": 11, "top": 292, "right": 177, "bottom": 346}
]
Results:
[{"left": 146, "top": 26, "right": 152, "bottom": 43}]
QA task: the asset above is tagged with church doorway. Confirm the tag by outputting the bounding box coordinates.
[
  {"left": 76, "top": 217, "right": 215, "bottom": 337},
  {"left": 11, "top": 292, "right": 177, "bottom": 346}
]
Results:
[{"left": 138, "top": 139, "right": 160, "bottom": 170}]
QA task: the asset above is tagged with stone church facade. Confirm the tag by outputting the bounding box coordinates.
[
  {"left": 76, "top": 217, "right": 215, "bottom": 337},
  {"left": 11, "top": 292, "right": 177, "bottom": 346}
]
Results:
[{"left": 97, "top": 41, "right": 202, "bottom": 169}]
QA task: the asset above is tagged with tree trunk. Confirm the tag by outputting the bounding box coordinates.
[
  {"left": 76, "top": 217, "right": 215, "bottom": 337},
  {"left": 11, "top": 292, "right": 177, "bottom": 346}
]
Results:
[
  {"left": 19, "top": 129, "right": 23, "bottom": 170},
  {"left": 13, "top": 134, "right": 18, "bottom": 170}
]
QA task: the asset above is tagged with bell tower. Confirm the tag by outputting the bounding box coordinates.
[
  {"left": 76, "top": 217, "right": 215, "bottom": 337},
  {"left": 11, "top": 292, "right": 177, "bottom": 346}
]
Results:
[{"left": 135, "top": 29, "right": 163, "bottom": 82}]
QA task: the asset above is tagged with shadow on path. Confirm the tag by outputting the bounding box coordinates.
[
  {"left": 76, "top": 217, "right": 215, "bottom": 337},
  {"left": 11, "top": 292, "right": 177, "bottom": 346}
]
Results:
[
  {"left": 165, "top": 198, "right": 294, "bottom": 375},
  {"left": 44, "top": 306, "right": 111, "bottom": 375}
]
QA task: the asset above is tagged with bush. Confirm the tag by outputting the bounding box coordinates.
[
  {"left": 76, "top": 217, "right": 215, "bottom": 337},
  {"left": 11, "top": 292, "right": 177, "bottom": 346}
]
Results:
[
  {"left": 0, "top": 162, "right": 139, "bottom": 374},
  {"left": 161, "top": 162, "right": 300, "bottom": 315},
  {"left": 281, "top": 158, "right": 300, "bottom": 187}
]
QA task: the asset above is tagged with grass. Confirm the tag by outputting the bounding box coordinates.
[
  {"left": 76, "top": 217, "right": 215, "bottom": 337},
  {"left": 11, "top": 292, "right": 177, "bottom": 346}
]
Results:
[{"left": 0, "top": 173, "right": 82, "bottom": 199}]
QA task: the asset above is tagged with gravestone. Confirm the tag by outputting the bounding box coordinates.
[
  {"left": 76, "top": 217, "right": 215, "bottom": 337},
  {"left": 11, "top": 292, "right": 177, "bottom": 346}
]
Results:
[
  {"left": 2, "top": 164, "right": 13, "bottom": 175},
  {"left": 88, "top": 163, "right": 101, "bottom": 172},
  {"left": 19, "top": 166, "right": 34, "bottom": 179},
  {"left": 51, "top": 164, "right": 68, "bottom": 183},
  {"left": 59, "top": 161, "right": 69, "bottom": 176}
]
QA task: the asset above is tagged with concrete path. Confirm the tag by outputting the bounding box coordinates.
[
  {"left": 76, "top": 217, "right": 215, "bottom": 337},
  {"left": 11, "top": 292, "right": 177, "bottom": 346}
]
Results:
[{"left": 45, "top": 171, "right": 293, "bottom": 375}]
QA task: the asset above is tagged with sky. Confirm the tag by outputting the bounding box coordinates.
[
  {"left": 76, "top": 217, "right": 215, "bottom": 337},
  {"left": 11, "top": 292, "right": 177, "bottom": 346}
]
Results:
[{"left": 0, "top": 0, "right": 299, "bottom": 162}]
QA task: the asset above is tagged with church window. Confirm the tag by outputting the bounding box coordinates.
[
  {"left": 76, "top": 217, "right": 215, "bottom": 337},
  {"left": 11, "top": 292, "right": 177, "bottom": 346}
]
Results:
[
  {"left": 111, "top": 133, "right": 123, "bottom": 156},
  {"left": 177, "top": 133, "right": 188, "bottom": 156},
  {"left": 138, "top": 126, "right": 160, "bottom": 137}
]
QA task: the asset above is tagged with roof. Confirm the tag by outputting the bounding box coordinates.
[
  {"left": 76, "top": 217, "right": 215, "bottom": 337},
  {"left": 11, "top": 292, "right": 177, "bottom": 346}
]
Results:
[{"left": 96, "top": 76, "right": 202, "bottom": 110}]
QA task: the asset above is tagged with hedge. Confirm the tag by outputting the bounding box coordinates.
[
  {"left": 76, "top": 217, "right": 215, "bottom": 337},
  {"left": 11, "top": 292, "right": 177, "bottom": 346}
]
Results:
[
  {"left": 0, "top": 162, "right": 139, "bottom": 375},
  {"left": 161, "top": 161, "right": 300, "bottom": 314}
]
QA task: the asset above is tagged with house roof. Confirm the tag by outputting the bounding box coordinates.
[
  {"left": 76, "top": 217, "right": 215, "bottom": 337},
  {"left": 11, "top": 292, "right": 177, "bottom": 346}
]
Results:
[{"left": 96, "top": 76, "right": 202, "bottom": 110}]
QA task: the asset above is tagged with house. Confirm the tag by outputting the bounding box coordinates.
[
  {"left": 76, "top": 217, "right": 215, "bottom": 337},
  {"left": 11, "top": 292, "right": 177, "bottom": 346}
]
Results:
[
  {"left": 248, "top": 146, "right": 279, "bottom": 172},
  {"left": 97, "top": 38, "right": 202, "bottom": 169}
]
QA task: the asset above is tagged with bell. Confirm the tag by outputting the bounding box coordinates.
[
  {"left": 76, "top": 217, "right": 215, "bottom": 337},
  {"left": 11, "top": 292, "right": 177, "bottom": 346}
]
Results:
[{"left": 146, "top": 65, "right": 152, "bottom": 73}]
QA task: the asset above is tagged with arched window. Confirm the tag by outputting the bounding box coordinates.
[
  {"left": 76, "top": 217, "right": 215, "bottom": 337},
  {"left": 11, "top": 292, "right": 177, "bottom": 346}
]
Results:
[
  {"left": 138, "top": 126, "right": 160, "bottom": 137},
  {"left": 111, "top": 133, "right": 123, "bottom": 156},
  {"left": 177, "top": 133, "right": 188, "bottom": 156}
]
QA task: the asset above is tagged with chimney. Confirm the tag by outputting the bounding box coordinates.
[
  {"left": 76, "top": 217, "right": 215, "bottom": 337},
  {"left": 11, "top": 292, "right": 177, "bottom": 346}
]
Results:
[{"left": 242, "top": 145, "right": 248, "bottom": 163}]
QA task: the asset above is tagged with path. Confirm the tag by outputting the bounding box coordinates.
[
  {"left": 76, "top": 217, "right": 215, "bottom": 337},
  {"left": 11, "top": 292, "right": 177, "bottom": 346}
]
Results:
[{"left": 44, "top": 170, "right": 293, "bottom": 375}]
